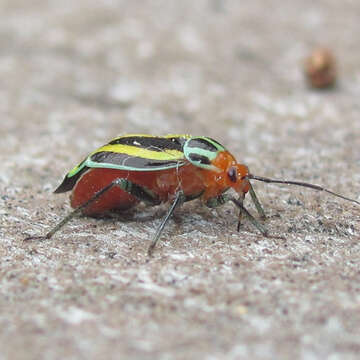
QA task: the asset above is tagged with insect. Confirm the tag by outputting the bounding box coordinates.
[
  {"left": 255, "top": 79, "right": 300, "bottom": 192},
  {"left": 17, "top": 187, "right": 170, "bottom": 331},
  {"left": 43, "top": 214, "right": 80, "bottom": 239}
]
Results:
[{"left": 26, "top": 134, "right": 360, "bottom": 255}]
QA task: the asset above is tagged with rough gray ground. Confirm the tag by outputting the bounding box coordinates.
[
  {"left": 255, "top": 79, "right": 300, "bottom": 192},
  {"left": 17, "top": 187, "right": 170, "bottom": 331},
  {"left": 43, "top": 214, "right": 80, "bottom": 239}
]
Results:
[{"left": 1, "top": 1, "right": 360, "bottom": 359}]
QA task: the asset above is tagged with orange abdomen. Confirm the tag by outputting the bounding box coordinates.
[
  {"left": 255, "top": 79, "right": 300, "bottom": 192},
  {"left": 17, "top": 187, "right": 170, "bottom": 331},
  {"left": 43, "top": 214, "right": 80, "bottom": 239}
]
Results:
[{"left": 70, "top": 164, "right": 205, "bottom": 215}]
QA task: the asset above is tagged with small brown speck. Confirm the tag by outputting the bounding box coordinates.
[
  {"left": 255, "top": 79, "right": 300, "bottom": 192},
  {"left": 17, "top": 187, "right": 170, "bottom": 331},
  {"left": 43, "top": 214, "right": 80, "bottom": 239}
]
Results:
[{"left": 305, "top": 48, "right": 336, "bottom": 89}]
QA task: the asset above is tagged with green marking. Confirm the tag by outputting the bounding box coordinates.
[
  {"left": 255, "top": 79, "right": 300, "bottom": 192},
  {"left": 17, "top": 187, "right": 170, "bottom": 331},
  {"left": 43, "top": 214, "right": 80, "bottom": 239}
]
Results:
[
  {"left": 183, "top": 136, "right": 226, "bottom": 170},
  {"left": 64, "top": 135, "right": 227, "bottom": 179},
  {"left": 67, "top": 160, "right": 87, "bottom": 178},
  {"left": 83, "top": 157, "right": 186, "bottom": 172}
]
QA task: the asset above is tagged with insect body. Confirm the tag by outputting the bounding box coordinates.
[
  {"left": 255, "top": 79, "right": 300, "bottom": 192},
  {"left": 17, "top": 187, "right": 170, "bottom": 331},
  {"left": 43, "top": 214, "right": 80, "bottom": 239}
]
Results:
[
  {"left": 27, "top": 134, "right": 360, "bottom": 255},
  {"left": 56, "top": 134, "right": 249, "bottom": 215}
]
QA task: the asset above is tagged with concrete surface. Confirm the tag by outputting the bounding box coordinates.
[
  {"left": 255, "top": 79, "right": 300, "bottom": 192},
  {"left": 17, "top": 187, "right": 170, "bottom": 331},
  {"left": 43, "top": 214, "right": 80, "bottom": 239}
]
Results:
[{"left": 1, "top": 0, "right": 360, "bottom": 359}]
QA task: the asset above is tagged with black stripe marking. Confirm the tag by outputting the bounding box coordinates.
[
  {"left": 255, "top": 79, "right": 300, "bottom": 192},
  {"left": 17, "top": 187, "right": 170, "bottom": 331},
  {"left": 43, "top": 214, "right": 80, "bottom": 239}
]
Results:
[
  {"left": 109, "top": 136, "right": 187, "bottom": 152},
  {"left": 206, "top": 137, "right": 224, "bottom": 149},
  {"left": 185, "top": 138, "right": 220, "bottom": 152},
  {"left": 54, "top": 166, "right": 89, "bottom": 193},
  {"left": 90, "top": 151, "right": 181, "bottom": 169},
  {"left": 188, "top": 153, "right": 211, "bottom": 165}
]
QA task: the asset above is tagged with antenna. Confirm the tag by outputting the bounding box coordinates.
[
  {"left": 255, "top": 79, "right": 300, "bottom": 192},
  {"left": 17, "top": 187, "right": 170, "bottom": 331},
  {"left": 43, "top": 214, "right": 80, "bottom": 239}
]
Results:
[{"left": 248, "top": 174, "right": 360, "bottom": 206}]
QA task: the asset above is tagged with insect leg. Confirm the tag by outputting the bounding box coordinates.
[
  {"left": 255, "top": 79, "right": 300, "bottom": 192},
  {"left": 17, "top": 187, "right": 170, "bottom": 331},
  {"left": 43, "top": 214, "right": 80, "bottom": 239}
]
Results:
[
  {"left": 236, "top": 193, "right": 245, "bottom": 232},
  {"left": 182, "top": 190, "right": 204, "bottom": 202},
  {"left": 205, "top": 194, "right": 230, "bottom": 208},
  {"left": 206, "top": 194, "right": 268, "bottom": 237},
  {"left": 249, "top": 183, "right": 266, "bottom": 220},
  {"left": 230, "top": 197, "right": 268, "bottom": 236},
  {"left": 147, "top": 191, "right": 186, "bottom": 256},
  {"left": 113, "top": 178, "right": 160, "bottom": 206},
  {"left": 25, "top": 178, "right": 160, "bottom": 241}
]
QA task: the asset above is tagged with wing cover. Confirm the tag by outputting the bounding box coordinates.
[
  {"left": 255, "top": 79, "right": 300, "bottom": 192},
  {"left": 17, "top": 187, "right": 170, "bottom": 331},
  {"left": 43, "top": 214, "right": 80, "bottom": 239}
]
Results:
[{"left": 54, "top": 135, "right": 191, "bottom": 193}]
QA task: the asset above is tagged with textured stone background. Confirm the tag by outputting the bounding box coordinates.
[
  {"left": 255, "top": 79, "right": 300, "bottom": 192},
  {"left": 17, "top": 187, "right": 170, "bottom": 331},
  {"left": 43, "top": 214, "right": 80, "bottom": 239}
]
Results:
[{"left": 1, "top": 1, "right": 360, "bottom": 359}]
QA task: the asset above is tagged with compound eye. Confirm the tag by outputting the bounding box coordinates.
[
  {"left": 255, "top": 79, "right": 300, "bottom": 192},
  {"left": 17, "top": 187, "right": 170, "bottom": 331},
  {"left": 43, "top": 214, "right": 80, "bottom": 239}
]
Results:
[{"left": 227, "top": 166, "right": 237, "bottom": 183}]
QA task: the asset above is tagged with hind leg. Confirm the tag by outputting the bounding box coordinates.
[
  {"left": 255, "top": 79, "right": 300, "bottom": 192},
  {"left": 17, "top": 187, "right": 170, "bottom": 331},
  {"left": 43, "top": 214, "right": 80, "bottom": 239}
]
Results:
[{"left": 25, "top": 178, "right": 160, "bottom": 241}]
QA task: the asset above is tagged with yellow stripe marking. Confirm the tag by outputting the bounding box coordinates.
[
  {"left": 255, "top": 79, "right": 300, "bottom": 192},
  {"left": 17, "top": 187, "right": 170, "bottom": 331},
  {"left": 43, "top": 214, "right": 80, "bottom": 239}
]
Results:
[{"left": 93, "top": 144, "right": 184, "bottom": 161}]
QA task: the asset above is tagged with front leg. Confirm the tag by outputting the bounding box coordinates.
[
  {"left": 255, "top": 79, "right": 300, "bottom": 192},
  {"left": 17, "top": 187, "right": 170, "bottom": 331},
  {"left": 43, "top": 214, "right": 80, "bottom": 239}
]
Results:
[
  {"left": 206, "top": 193, "right": 268, "bottom": 237},
  {"left": 249, "top": 184, "right": 266, "bottom": 220},
  {"left": 205, "top": 193, "right": 233, "bottom": 208}
]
